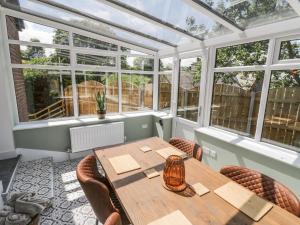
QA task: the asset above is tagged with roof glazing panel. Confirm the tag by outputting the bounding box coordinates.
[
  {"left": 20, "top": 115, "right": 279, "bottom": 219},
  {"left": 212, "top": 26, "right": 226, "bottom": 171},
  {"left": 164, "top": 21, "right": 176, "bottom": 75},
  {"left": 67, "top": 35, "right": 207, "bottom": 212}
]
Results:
[
  {"left": 199, "top": 0, "right": 298, "bottom": 29},
  {"left": 117, "top": 0, "right": 232, "bottom": 39},
  {"left": 46, "top": 0, "right": 192, "bottom": 46},
  {"left": 6, "top": 0, "right": 171, "bottom": 50}
]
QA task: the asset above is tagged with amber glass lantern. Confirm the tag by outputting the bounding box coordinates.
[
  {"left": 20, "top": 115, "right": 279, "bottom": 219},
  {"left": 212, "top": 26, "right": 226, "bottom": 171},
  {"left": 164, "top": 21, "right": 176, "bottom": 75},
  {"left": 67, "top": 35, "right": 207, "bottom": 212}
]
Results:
[{"left": 163, "top": 155, "right": 187, "bottom": 192}]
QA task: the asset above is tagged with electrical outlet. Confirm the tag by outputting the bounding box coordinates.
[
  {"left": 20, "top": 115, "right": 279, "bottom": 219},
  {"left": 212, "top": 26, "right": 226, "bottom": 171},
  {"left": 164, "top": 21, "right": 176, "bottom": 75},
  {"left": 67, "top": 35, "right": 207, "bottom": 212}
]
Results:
[
  {"left": 210, "top": 150, "right": 217, "bottom": 158},
  {"left": 203, "top": 147, "right": 210, "bottom": 155},
  {"left": 142, "top": 124, "right": 148, "bottom": 129}
]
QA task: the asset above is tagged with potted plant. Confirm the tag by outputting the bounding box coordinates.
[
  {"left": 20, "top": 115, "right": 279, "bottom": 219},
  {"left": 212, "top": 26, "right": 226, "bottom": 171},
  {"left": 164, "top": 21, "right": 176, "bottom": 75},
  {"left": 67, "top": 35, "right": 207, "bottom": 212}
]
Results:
[{"left": 96, "top": 91, "right": 106, "bottom": 119}]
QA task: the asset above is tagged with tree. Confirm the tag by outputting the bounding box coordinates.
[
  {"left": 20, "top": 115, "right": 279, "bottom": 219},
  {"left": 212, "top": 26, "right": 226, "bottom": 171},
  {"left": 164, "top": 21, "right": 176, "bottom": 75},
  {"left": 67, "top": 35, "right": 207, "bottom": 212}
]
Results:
[{"left": 21, "top": 38, "right": 45, "bottom": 60}]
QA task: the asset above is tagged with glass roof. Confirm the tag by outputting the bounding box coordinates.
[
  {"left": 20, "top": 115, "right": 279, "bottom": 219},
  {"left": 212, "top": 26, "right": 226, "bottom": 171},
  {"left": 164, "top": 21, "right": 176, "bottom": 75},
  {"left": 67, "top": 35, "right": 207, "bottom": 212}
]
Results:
[
  {"left": 48, "top": 0, "right": 192, "bottom": 45},
  {"left": 199, "top": 0, "right": 298, "bottom": 29},
  {"left": 7, "top": 0, "right": 170, "bottom": 50},
  {"left": 4, "top": 0, "right": 300, "bottom": 51},
  {"left": 116, "top": 0, "right": 232, "bottom": 39}
]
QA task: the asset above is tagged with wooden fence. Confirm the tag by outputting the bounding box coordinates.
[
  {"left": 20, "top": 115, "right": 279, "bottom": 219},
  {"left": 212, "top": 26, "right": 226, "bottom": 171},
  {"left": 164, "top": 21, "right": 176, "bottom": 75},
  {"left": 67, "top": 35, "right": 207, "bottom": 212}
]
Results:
[{"left": 211, "top": 84, "right": 300, "bottom": 147}]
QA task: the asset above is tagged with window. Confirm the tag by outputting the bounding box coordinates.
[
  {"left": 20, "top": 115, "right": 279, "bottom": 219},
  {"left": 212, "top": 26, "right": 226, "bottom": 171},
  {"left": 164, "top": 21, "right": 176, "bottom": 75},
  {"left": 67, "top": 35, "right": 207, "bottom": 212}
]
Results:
[
  {"left": 262, "top": 70, "right": 300, "bottom": 148},
  {"left": 158, "top": 57, "right": 173, "bottom": 112},
  {"left": 73, "top": 33, "right": 117, "bottom": 51},
  {"left": 279, "top": 39, "right": 300, "bottom": 60},
  {"left": 159, "top": 58, "right": 173, "bottom": 72},
  {"left": 7, "top": 15, "right": 155, "bottom": 122},
  {"left": 210, "top": 71, "right": 264, "bottom": 137},
  {"left": 122, "top": 74, "right": 153, "bottom": 112},
  {"left": 10, "top": 45, "right": 70, "bottom": 66},
  {"left": 76, "top": 53, "right": 116, "bottom": 67},
  {"left": 158, "top": 74, "right": 172, "bottom": 112},
  {"left": 216, "top": 40, "right": 269, "bottom": 67},
  {"left": 75, "top": 71, "right": 118, "bottom": 115},
  {"left": 121, "top": 56, "right": 154, "bottom": 71},
  {"left": 6, "top": 16, "right": 69, "bottom": 45},
  {"left": 12, "top": 69, "right": 73, "bottom": 122},
  {"left": 177, "top": 57, "right": 201, "bottom": 122}
]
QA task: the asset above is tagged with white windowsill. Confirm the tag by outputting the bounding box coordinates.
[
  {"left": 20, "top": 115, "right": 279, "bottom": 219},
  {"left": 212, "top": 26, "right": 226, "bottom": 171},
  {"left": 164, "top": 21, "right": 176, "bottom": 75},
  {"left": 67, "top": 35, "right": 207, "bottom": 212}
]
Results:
[
  {"left": 13, "top": 111, "right": 170, "bottom": 131},
  {"left": 195, "top": 127, "right": 300, "bottom": 169}
]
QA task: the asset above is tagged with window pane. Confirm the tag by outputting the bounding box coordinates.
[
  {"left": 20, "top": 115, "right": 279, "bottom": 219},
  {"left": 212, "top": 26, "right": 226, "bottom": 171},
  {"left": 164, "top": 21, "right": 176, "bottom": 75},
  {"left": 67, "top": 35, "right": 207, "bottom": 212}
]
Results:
[
  {"left": 199, "top": 0, "right": 297, "bottom": 29},
  {"left": 177, "top": 57, "right": 201, "bottom": 122},
  {"left": 121, "top": 56, "right": 154, "bottom": 71},
  {"left": 10, "top": 44, "right": 70, "bottom": 66},
  {"left": 73, "top": 33, "right": 117, "bottom": 51},
  {"left": 262, "top": 70, "right": 300, "bottom": 148},
  {"left": 159, "top": 74, "right": 172, "bottom": 112},
  {"left": 12, "top": 68, "right": 73, "bottom": 122},
  {"left": 121, "top": 47, "right": 149, "bottom": 56},
  {"left": 77, "top": 54, "right": 116, "bottom": 67},
  {"left": 159, "top": 58, "right": 173, "bottom": 72},
  {"left": 216, "top": 40, "right": 269, "bottom": 67},
  {"left": 75, "top": 71, "right": 118, "bottom": 115},
  {"left": 210, "top": 71, "right": 264, "bottom": 137},
  {"left": 279, "top": 39, "right": 300, "bottom": 60},
  {"left": 6, "top": 15, "right": 69, "bottom": 45},
  {"left": 122, "top": 74, "right": 153, "bottom": 112}
]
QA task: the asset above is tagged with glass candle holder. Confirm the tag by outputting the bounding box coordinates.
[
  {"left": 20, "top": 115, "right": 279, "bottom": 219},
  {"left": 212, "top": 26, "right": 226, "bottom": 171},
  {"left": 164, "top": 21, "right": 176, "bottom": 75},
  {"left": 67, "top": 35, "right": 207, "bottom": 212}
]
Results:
[{"left": 163, "top": 155, "right": 187, "bottom": 192}]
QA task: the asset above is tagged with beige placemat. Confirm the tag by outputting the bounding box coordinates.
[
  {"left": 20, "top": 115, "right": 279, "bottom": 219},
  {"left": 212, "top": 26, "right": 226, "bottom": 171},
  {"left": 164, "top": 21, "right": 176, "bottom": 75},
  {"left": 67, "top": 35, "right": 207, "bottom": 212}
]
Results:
[
  {"left": 214, "top": 182, "right": 273, "bottom": 221},
  {"left": 144, "top": 168, "right": 160, "bottom": 179},
  {"left": 108, "top": 154, "right": 141, "bottom": 174},
  {"left": 147, "top": 210, "right": 192, "bottom": 225},
  {"left": 140, "top": 145, "right": 152, "bottom": 153},
  {"left": 156, "top": 147, "right": 187, "bottom": 159},
  {"left": 192, "top": 183, "right": 210, "bottom": 196}
]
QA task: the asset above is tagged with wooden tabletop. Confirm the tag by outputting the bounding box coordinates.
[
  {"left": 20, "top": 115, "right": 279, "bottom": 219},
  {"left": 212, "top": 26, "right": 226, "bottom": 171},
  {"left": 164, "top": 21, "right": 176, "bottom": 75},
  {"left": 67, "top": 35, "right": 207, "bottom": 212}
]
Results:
[{"left": 94, "top": 137, "right": 300, "bottom": 225}]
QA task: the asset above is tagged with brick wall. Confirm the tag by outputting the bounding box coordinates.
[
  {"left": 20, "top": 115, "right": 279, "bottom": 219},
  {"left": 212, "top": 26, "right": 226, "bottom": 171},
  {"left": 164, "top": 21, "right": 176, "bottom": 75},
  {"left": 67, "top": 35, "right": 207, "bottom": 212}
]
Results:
[{"left": 6, "top": 16, "right": 29, "bottom": 122}]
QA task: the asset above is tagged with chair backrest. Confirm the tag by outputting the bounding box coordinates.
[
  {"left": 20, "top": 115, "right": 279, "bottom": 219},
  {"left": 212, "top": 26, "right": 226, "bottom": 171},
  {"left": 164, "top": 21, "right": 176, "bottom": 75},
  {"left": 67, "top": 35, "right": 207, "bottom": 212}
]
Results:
[
  {"left": 169, "top": 137, "right": 203, "bottom": 161},
  {"left": 220, "top": 165, "right": 300, "bottom": 217},
  {"left": 76, "top": 155, "right": 122, "bottom": 225}
]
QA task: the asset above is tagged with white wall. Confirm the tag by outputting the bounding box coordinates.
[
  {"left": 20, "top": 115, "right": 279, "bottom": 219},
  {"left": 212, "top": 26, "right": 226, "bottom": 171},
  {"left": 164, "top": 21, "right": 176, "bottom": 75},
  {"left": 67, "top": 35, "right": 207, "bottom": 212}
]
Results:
[{"left": 0, "top": 9, "right": 16, "bottom": 158}]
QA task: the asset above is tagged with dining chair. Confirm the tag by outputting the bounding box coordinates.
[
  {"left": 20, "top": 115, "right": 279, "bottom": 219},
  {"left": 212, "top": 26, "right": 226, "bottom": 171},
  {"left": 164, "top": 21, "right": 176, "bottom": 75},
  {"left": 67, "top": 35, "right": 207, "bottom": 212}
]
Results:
[
  {"left": 104, "top": 212, "right": 122, "bottom": 225},
  {"left": 169, "top": 137, "right": 203, "bottom": 161},
  {"left": 76, "top": 155, "right": 123, "bottom": 225},
  {"left": 220, "top": 165, "right": 300, "bottom": 217}
]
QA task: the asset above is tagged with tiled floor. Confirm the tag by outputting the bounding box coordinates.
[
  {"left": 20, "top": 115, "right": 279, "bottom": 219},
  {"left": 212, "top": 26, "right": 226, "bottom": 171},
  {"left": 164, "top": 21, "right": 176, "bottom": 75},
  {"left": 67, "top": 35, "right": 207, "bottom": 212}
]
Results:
[
  {"left": 9, "top": 157, "right": 104, "bottom": 225},
  {"left": 41, "top": 158, "right": 99, "bottom": 225}
]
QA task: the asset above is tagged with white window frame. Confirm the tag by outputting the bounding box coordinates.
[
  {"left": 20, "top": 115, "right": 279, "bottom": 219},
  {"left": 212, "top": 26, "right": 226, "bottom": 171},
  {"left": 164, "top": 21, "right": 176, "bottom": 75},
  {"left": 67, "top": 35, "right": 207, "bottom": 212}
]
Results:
[
  {"left": 157, "top": 57, "right": 174, "bottom": 113},
  {"left": 204, "top": 35, "right": 300, "bottom": 152},
  {"left": 174, "top": 50, "right": 207, "bottom": 127},
  {"left": 2, "top": 7, "right": 159, "bottom": 125}
]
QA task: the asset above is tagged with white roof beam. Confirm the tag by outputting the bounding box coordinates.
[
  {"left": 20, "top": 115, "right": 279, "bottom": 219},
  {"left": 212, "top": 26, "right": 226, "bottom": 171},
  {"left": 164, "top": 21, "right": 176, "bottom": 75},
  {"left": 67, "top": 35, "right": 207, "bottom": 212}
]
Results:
[
  {"left": 182, "top": 0, "right": 244, "bottom": 33},
  {"left": 287, "top": 0, "right": 300, "bottom": 16},
  {"left": 96, "top": 0, "right": 203, "bottom": 42}
]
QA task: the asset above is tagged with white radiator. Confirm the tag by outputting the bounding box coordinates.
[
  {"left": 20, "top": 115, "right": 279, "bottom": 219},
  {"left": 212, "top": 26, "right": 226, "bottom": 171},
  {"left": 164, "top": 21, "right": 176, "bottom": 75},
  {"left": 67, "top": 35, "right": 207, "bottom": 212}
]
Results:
[{"left": 70, "top": 122, "right": 124, "bottom": 152}]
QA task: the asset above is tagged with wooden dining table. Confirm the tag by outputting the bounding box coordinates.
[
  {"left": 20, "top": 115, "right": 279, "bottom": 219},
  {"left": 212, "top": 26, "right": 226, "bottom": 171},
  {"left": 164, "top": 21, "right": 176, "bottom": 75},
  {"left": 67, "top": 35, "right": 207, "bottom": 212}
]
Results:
[{"left": 94, "top": 137, "right": 300, "bottom": 225}]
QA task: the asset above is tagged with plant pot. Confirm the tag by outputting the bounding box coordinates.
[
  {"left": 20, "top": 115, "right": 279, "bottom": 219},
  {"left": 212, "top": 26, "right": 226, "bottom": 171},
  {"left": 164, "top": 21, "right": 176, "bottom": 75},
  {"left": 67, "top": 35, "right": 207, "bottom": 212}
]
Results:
[{"left": 97, "top": 110, "right": 106, "bottom": 119}]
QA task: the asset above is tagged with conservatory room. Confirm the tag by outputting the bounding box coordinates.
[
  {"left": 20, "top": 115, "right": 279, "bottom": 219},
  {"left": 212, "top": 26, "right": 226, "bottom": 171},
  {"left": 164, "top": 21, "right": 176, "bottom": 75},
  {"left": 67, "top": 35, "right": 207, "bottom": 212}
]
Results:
[{"left": 0, "top": 0, "right": 300, "bottom": 224}]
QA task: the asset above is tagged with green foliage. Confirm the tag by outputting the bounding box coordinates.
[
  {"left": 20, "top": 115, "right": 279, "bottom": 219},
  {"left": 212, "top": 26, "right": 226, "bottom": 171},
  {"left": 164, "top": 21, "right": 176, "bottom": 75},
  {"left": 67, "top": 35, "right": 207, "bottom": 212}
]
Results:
[
  {"left": 279, "top": 40, "right": 300, "bottom": 60},
  {"left": 21, "top": 38, "right": 45, "bottom": 60},
  {"left": 270, "top": 70, "right": 300, "bottom": 89},
  {"left": 121, "top": 56, "right": 154, "bottom": 71},
  {"left": 122, "top": 74, "right": 151, "bottom": 88},
  {"left": 216, "top": 40, "right": 269, "bottom": 67},
  {"left": 96, "top": 91, "right": 106, "bottom": 111}
]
